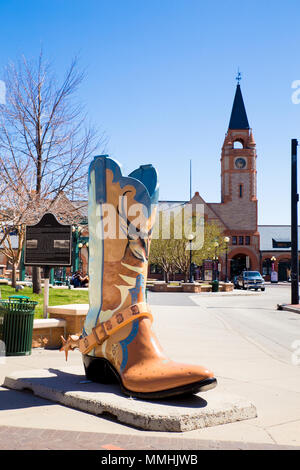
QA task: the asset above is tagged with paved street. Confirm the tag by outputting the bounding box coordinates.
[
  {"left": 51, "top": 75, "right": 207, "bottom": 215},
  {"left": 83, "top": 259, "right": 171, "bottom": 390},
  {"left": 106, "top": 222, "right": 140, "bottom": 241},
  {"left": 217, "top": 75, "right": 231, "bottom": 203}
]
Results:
[
  {"left": 189, "top": 284, "right": 300, "bottom": 365},
  {"left": 1, "top": 284, "right": 300, "bottom": 450}
]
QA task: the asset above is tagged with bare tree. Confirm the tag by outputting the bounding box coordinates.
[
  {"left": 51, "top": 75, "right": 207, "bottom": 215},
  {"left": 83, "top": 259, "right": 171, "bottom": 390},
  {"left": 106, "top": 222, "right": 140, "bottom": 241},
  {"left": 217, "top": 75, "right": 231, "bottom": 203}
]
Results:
[
  {"left": 0, "top": 170, "right": 33, "bottom": 288},
  {"left": 0, "top": 225, "right": 25, "bottom": 289},
  {"left": 0, "top": 177, "right": 85, "bottom": 288},
  {"left": 0, "top": 51, "right": 103, "bottom": 292}
]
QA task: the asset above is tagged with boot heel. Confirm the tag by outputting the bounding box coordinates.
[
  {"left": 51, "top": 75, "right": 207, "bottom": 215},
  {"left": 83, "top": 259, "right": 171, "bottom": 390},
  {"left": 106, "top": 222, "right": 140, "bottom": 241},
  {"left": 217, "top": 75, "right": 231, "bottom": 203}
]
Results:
[{"left": 82, "top": 354, "right": 119, "bottom": 385}]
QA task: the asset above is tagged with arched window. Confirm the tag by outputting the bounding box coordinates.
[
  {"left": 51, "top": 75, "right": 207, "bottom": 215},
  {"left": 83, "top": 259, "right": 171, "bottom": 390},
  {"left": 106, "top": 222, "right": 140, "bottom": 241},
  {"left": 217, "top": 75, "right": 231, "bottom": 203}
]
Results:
[{"left": 233, "top": 140, "right": 244, "bottom": 149}]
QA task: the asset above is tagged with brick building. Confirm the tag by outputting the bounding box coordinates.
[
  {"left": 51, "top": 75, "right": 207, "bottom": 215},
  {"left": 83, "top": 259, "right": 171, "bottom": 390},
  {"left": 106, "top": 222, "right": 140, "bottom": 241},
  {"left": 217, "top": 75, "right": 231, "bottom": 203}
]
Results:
[{"left": 259, "top": 225, "right": 299, "bottom": 282}]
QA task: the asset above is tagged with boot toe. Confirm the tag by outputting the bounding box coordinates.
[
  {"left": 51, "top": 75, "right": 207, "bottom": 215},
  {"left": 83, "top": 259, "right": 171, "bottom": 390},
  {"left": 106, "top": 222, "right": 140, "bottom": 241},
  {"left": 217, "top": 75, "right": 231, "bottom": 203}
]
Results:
[{"left": 122, "top": 360, "right": 216, "bottom": 394}]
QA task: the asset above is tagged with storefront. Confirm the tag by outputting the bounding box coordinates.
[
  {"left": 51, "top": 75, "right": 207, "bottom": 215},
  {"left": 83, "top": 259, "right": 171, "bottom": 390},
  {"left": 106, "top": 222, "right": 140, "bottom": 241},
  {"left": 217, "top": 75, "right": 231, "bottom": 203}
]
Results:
[{"left": 259, "top": 225, "right": 300, "bottom": 282}]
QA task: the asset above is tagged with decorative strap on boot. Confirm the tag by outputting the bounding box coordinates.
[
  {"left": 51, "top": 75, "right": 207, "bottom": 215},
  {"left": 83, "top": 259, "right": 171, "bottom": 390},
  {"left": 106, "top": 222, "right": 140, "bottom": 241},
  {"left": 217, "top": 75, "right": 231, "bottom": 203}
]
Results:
[{"left": 60, "top": 302, "right": 153, "bottom": 360}]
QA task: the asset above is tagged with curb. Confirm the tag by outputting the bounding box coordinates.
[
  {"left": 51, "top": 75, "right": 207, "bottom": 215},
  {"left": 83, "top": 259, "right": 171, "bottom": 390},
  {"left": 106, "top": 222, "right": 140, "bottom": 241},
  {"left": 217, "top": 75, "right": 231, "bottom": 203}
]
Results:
[{"left": 277, "top": 304, "right": 300, "bottom": 314}]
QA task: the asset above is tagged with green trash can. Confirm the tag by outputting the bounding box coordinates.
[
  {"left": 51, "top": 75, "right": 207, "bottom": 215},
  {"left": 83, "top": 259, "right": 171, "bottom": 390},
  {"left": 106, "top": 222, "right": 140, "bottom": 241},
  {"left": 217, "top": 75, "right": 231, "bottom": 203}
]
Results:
[
  {"left": 211, "top": 280, "right": 219, "bottom": 292},
  {"left": 0, "top": 298, "right": 38, "bottom": 356}
]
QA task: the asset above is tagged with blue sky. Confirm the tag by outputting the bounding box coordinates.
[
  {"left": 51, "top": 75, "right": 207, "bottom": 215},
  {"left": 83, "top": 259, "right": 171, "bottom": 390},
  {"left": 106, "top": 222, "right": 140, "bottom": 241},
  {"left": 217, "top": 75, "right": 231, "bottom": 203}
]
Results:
[{"left": 0, "top": 0, "right": 300, "bottom": 224}]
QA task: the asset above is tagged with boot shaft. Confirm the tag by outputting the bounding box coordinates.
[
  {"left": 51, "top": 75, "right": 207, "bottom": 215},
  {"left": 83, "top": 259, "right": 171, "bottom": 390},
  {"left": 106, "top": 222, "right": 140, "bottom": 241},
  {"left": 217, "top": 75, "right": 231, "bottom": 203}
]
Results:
[{"left": 84, "top": 156, "right": 159, "bottom": 336}]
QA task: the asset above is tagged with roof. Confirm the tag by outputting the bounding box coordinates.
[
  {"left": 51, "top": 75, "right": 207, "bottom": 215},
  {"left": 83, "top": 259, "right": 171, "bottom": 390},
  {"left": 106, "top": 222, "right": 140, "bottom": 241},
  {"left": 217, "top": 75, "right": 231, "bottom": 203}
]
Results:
[
  {"left": 258, "top": 225, "right": 297, "bottom": 251},
  {"left": 228, "top": 84, "right": 250, "bottom": 130}
]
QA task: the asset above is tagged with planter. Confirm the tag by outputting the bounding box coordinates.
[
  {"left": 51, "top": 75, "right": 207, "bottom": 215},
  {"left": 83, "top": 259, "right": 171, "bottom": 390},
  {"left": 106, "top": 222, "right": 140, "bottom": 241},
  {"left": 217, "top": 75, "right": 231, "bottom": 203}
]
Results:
[
  {"left": 200, "top": 285, "right": 212, "bottom": 292},
  {"left": 182, "top": 283, "right": 202, "bottom": 293},
  {"left": 219, "top": 283, "right": 234, "bottom": 292}
]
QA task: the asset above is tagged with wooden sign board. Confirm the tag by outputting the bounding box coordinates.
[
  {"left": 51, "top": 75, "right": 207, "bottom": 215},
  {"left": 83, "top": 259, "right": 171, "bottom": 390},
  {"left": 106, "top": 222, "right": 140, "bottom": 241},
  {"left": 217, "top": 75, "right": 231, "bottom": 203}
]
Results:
[{"left": 24, "top": 213, "right": 72, "bottom": 267}]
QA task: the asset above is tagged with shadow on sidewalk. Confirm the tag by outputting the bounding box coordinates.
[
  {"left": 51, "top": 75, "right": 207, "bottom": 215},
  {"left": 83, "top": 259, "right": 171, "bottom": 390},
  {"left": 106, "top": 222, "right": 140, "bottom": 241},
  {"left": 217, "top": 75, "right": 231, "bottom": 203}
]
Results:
[
  {"left": 48, "top": 368, "right": 209, "bottom": 409},
  {"left": 0, "top": 387, "right": 55, "bottom": 411},
  {"left": 4, "top": 366, "right": 209, "bottom": 410}
]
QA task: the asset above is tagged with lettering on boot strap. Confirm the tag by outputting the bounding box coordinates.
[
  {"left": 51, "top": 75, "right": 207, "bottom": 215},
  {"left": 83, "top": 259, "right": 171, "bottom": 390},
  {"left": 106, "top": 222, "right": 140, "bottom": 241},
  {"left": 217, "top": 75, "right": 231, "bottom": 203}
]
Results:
[{"left": 79, "top": 302, "right": 153, "bottom": 355}]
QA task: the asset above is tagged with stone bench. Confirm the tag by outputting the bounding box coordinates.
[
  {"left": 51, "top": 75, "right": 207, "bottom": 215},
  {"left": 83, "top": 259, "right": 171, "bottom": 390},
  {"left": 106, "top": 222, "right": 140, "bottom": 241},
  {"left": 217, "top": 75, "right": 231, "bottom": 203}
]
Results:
[
  {"left": 149, "top": 282, "right": 203, "bottom": 293},
  {"left": 48, "top": 304, "right": 89, "bottom": 337},
  {"left": 32, "top": 318, "right": 66, "bottom": 349},
  {"left": 199, "top": 285, "right": 212, "bottom": 292},
  {"left": 148, "top": 282, "right": 234, "bottom": 293},
  {"left": 182, "top": 283, "right": 202, "bottom": 293},
  {"left": 31, "top": 304, "right": 89, "bottom": 350},
  {"left": 219, "top": 282, "right": 234, "bottom": 292}
]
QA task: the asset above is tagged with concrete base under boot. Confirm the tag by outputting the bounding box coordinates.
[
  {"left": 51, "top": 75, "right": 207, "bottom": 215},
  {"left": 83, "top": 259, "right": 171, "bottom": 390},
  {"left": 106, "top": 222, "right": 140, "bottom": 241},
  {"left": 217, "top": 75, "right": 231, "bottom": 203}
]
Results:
[{"left": 3, "top": 366, "right": 257, "bottom": 432}]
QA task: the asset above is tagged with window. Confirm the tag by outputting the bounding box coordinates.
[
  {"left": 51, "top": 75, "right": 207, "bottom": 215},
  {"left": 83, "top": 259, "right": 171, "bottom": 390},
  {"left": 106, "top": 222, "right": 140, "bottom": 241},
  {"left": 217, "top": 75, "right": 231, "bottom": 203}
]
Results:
[
  {"left": 245, "top": 236, "right": 250, "bottom": 245},
  {"left": 232, "top": 236, "right": 237, "bottom": 245},
  {"left": 272, "top": 239, "right": 291, "bottom": 249},
  {"left": 239, "top": 184, "right": 243, "bottom": 198},
  {"left": 238, "top": 236, "right": 244, "bottom": 245},
  {"left": 233, "top": 140, "right": 244, "bottom": 149}
]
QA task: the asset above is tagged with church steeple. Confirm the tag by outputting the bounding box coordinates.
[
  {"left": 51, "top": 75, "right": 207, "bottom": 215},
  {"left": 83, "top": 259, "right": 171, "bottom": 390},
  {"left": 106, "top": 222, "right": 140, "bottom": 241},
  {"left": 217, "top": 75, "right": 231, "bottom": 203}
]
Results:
[{"left": 228, "top": 84, "right": 250, "bottom": 130}]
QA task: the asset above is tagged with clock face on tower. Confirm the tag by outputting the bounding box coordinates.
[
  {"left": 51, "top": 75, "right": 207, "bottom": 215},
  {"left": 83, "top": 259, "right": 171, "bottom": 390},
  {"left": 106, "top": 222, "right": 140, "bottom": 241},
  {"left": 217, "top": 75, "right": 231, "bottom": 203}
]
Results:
[{"left": 235, "top": 157, "right": 246, "bottom": 169}]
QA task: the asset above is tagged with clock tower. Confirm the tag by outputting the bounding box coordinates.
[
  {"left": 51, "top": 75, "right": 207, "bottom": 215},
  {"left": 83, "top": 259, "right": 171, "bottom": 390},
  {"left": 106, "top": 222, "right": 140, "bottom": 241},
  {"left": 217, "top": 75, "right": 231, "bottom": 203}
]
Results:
[
  {"left": 220, "top": 83, "right": 257, "bottom": 231},
  {"left": 208, "top": 79, "right": 260, "bottom": 276}
]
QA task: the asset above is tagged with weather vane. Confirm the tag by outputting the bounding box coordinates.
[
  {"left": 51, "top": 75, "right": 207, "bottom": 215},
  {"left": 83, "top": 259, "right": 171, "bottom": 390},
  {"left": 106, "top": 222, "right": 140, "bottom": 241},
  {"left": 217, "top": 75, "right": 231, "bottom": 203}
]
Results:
[{"left": 236, "top": 68, "right": 242, "bottom": 84}]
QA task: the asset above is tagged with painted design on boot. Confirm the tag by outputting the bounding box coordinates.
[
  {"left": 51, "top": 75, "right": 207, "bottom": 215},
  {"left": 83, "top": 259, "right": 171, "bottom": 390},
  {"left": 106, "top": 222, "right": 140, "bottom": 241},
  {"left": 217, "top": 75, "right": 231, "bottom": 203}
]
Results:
[
  {"left": 110, "top": 343, "right": 121, "bottom": 369},
  {"left": 129, "top": 274, "right": 145, "bottom": 303},
  {"left": 119, "top": 319, "right": 139, "bottom": 372},
  {"left": 98, "top": 269, "right": 144, "bottom": 326},
  {"left": 83, "top": 156, "right": 158, "bottom": 359},
  {"left": 117, "top": 273, "right": 145, "bottom": 372},
  {"left": 117, "top": 191, "right": 152, "bottom": 263}
]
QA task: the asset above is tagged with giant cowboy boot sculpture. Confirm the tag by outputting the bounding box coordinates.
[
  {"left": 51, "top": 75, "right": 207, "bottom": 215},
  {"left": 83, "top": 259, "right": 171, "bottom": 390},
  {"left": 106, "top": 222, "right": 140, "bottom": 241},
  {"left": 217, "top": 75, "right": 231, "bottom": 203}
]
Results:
[{"left": 61, "top": 155, "right": 217, "bottom": 399}]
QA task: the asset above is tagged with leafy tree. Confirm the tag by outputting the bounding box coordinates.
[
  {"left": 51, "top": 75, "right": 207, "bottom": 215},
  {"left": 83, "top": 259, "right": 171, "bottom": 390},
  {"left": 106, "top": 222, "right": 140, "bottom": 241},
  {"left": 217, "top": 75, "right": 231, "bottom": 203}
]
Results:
[
  {"left": 150, "top": 206, "right": 226, "bottom": 282},
  {"left": 149, "top": 211, "right": 177, "bottom": 282}
]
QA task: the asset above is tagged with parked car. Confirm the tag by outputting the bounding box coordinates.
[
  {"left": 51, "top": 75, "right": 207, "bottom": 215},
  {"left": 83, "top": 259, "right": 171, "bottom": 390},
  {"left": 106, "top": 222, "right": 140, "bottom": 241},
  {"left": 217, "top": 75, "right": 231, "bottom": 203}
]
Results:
[{"left": 236, "top": 271, "right": 265, "bottom": 291}]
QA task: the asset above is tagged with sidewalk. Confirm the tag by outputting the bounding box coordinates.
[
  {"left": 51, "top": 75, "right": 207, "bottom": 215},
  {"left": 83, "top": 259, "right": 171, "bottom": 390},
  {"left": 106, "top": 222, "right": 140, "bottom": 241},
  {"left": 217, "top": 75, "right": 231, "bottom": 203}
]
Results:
[
  {"left": 279, "top": 303, "right": 300, "bottom": 314},
  {"left": 1, "top": 301, "right": 300, "bottom": 450}
]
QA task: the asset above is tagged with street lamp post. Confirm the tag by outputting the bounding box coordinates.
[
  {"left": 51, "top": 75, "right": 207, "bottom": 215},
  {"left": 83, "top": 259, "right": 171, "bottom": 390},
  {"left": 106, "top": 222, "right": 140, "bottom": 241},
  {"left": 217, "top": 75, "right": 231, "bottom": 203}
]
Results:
[
  {"left": 78, "top": 242, "right": 83, "bottom": 271},
  {"left": 271, "top": 256, "right": 277, "bottom": 283},
  {"left": 224, "top": 236, "right": 230, "bottom": 282},
  {"left": 213, "top": 241, "right": 219, "bottom": 281},
  {"left": 271, "top": 256, "right": 276, "bottom": 271},
  {"left": 188, "top": 234, "right": 194, "bottom": 283},
  {"left": 72, "top": 225, "right": 82, "bottom": 273}
]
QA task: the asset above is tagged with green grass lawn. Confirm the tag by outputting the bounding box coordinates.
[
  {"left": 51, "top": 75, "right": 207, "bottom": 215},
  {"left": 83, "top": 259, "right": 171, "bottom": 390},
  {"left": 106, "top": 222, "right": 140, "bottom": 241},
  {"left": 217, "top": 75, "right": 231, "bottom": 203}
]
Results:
[{"left": 0, "top": 285, "right": 89, "bottom": 318}]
